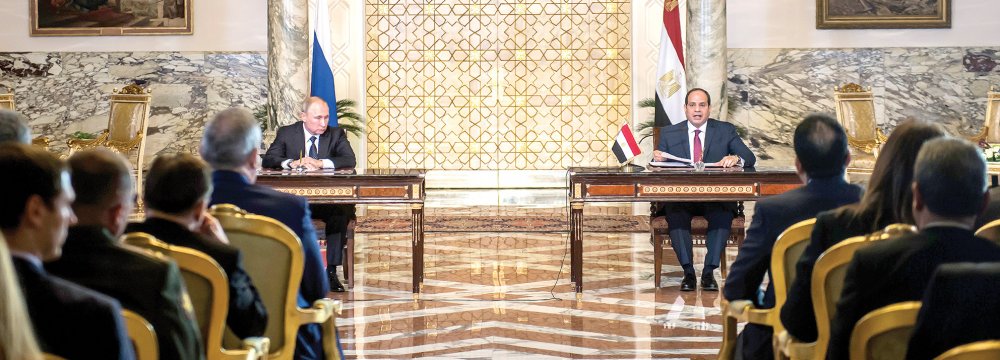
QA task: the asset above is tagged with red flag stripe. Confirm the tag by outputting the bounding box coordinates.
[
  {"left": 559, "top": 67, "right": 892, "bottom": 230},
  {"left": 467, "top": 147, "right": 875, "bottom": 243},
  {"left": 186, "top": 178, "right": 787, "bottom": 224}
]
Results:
[{"left": 662, "top": 2, "right": 684, "bottom": 69}]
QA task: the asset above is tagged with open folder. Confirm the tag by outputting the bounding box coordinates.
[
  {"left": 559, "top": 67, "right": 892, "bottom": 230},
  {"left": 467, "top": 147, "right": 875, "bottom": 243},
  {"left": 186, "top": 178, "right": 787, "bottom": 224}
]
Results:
[{"left": 649, "top": 152, "right": 722, "bottom": 168}]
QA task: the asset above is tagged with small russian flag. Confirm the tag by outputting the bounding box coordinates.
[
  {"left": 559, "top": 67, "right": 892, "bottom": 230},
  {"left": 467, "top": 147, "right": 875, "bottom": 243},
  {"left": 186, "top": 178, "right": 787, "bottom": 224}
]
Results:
[{"left": 610, "top": 123, "right": 641, "bottom": 163}]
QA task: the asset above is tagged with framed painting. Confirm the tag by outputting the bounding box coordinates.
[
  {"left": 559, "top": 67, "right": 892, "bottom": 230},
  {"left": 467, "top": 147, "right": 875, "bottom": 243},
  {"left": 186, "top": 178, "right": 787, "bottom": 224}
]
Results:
[
  {"left": 816, "top": 0, "right": 950, "bottom": 29},
  {"left": 30, "top": 0, "right": 192, "bottom": 36}
]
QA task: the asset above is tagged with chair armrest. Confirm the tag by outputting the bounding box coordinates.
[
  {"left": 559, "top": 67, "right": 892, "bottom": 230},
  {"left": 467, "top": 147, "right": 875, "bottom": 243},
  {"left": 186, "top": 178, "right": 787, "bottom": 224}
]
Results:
[
  {"left": 241, "top": 336, "right": 270, "bottom": 360},
  {"left": 298, "top": 298, "right": 343, "bottom": 360},
  {"left": 67, "top": 130, "right": 109, "bottom": 150},
  {"left": 727, "top": 300, "right": 772, "bottom": 325},
  {"left": 775, "top": 330, "right": 816, "bottom": 360}
]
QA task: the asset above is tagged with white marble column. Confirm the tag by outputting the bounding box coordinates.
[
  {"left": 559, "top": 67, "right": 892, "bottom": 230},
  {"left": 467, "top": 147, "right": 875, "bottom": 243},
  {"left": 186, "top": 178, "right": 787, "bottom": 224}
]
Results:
[
  {"left": 267, "top": 0, "right": 310, "bottom": 125},
  {"left": 686, "top": 0, "right": 727, "bottom": 120}
]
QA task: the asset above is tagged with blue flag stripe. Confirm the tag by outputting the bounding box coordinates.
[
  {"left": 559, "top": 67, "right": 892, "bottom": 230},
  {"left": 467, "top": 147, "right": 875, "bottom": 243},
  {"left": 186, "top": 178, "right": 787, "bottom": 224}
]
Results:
[{"left": 311, "top": 34, "right": 339, "bottom": 126}]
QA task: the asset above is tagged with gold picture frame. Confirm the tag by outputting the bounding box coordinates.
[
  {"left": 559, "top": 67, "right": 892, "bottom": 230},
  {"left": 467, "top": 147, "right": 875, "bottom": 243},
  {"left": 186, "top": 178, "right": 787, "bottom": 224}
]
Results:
[
  {"left": 30, "top": 0, "right": 192, "bottom": 36},
  {"left": 816, "top": 0, "right": 950, "bottom": 29}
]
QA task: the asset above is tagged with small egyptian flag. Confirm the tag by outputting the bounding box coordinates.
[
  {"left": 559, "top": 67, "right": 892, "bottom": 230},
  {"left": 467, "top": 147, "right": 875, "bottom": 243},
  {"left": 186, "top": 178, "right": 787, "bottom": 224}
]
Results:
[{"left": 610, "top": 123, "right": 641, "bottom": 163}]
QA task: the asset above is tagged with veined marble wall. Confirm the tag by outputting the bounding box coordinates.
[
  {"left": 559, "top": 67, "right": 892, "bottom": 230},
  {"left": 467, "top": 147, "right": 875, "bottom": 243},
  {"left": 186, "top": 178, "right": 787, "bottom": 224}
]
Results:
[
  {"left": 2, "top": 48, "right": 999, "bottom": 168},
  {"left": 0, "top": 52, "right": 268, "bottom": 161}
]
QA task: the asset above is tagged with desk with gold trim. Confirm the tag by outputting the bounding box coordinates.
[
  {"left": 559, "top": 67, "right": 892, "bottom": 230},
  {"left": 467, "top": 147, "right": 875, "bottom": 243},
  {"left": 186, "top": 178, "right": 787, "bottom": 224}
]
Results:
[
  {"left": 257, "top": 169, "right": 427, "bottom": 293},
  {"left": 567, "top": 166, "right": 801, "bottom": 293}
]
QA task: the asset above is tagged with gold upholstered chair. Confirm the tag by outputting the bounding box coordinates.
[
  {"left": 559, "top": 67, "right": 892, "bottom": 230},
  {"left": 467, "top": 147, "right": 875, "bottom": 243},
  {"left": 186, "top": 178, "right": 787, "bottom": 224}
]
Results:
[
  {"left": 719, "top": 218, "right": 815, "bottom": 359},
  {"left": 834, "top": 83, "right": 886, "bottom": 171},
  {"left": 68, "top": 83, "right": 151, "bottom": 200},
  {"left": 967, "top": 86, "right": 1000, "bottom": 145},
  {"left": 122, "top": 232, "right": 269, "bottom": 360},
  {"left": 776, "top": 224, "right": 916, "bottom": 359},
  {"left": 974, "top": 219, "right": 1000, "bottom": 244},
  {"left": 934, "top": 340, "right": 1000, "bottom": 360},
  {"left": 210, "top": 204, "right": 343, "bottom": 360},
  {"left": 122, "top": 309, "right": 159, "bottom": 360},
  {"left": 849, "top": 301, "right": 921, "bottom": 360}
]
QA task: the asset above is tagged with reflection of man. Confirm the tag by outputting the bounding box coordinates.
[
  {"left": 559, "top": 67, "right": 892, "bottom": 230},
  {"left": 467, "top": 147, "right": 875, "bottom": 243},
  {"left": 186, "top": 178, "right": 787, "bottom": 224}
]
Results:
[
  {"left": 652, "top": 88, "right": 756, "bottom": 292},
  {"left": 722, "top": 114, "right": 861, "bottom": 359},
  {"left": 262, "top": 97, "right": 356, "bottom": 292},
  {"left": 202, "top": 107, "right": 331, "bottom": 359}
]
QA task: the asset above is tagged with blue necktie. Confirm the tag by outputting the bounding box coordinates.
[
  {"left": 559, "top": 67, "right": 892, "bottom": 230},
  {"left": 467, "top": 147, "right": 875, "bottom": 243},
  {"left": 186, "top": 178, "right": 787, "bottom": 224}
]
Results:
[{"left": 308, "top": 136, "right": 318, "bottom": 158}]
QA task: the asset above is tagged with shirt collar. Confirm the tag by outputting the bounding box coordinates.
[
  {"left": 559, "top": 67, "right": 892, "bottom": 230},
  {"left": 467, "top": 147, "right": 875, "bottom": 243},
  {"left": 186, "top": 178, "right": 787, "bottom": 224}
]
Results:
[
  {"left": 9, "top": 250, "right": 42, "bottom": 269},
  {"left": 687, "top": 121, "right": 706, "bottom": 133},
  {"left": 923, "top": 220, "right": 974, "bottom": 231}
]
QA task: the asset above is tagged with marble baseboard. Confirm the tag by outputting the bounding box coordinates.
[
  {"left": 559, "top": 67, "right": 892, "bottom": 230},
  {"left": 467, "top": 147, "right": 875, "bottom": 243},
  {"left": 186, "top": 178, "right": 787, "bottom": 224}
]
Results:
[{"left": 3, "top": 47, "right": 998, "bottom": 170}]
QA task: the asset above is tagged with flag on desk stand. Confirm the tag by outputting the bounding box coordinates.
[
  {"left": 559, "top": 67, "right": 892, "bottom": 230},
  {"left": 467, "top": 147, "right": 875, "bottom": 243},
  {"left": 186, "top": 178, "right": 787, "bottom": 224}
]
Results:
[
  {"left": 611, "top": 124, "right": 641, "bottom": 164},
  {"left": 655, "top": 0, "right": 686, "bottom": 126},
  {"left": 311, "top": 0, "right": 339, "bottom": 126}
]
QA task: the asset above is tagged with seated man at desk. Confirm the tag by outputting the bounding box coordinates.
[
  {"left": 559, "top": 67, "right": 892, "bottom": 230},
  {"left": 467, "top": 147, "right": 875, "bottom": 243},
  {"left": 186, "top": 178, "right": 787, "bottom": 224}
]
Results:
[
  {"left": 262, "top": 97, "right": 356, "bottom": 292},
  {"left": 652, "top": 88, "right": 756, "bottom": 291}
]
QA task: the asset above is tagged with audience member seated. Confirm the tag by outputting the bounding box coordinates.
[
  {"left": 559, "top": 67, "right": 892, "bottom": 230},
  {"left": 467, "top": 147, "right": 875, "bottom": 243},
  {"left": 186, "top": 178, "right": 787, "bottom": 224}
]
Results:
[
  {"left": 0, "top": 110, "right": 30, "bottom": 144},
  {"left": 0, "top": 143, "right": 134, "bottom": 359},
  {"left": 781, "top": 119, "right": 946, "bottom": 343},
  {"left": 905, "top": 262, "right": 1000, "bottom": 360},
  {"left": 826, "top": 138, "right": 1000, "bottom": 359},
  {"left": 200, "top": 107, "right": 330, "bottom": 360},
  {"left": 126, "top": 153, "right": 268, "bottom": 339},
  {"left": 722, "top": 113, "right": 863, "bottom": 359},
  {"left": 0, "top": 232, "right": 43, "bottom": 360},
  {"left": 45, "top": 149, "right": 204, "bottom": 360}
]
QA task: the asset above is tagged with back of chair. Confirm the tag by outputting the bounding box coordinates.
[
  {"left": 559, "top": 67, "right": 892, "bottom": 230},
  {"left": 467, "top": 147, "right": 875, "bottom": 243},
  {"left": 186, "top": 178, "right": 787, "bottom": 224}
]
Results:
[
  {"left": 0, "top": 90, "right": 14, "bottom": 110},
  {"left": 934, "top": 340, "right": 1000, "bottom": 360},
  {"left": 771, "top": 217, "right": 817, "bottom": 333},
  {"left": 211, "top": 204, "right": 304, "bottom": 360},
  {"left": 975, "top": 219, "right": 1000, "bottom": 244},
  {"left": 122, "top": 309, "right": 159, "bottom": 360},
  {"left": 970, "top": 86, "right": 1000, "bottom": 144},
  {"left": 849, "top": 301, "right": 921, "bottom": 360},
  {"left": 834, "top": 83, "right": 885, "bottom": 155}
]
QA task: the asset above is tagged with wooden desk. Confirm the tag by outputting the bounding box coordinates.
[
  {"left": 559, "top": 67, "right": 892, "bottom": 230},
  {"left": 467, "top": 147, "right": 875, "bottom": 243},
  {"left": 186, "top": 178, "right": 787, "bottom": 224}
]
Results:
[
  {"left": 567, "top": 166, "right": 801, "bottom": 293},
  {"left": 257, "top": 169, "right": 427, "bottom": 293}
]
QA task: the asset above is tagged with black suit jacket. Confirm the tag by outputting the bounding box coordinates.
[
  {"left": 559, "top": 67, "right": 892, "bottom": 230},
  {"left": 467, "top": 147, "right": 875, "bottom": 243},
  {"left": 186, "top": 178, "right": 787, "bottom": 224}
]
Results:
[
  {"left": 906, "top": 262, "right": 1000, "bottom": 360},
  {"left": 13, "top": 256, "right": 135, "bottom": 360},
  {"left": 780, "top": 205, "right": 880, "bottom": 342},
  {"left": 826, "top": 227, "right": 1000, "bottom": 360},
  {"left": 722, "top": 176, "right": 862, "bottom": 359},
  {"left": 126, "top": 218, "right": 268, "bottom": 339},
  {"left": 262, "top": 121, "right": 356, "bottom": 169},
  {"left": 209, "top": 170, "right": 329, "bottom": 360},
  {"left": 656, "top": 119, "right": 756, "bottom": 166},
  {"left": 45, "top": 225, "right": 204, "bottom": 360}
]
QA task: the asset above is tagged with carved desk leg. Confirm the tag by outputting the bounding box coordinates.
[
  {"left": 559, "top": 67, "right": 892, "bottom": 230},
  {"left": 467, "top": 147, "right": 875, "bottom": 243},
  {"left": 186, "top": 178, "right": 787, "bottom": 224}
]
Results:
[
  {"left": 570, "top": 202, "right": 584, "bottom": 293},
  {"left": 411, "top": 203, "right": 424, "bottom": 293}
]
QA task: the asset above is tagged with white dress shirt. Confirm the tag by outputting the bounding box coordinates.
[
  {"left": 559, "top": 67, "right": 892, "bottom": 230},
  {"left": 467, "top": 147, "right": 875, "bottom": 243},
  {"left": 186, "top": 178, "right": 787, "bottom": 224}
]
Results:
[
  {"left": 687, "top": 121, "right": 706, "bottom": 162},
  {"left": 281, "top": 124, "right": 336, "bottom": 169}
]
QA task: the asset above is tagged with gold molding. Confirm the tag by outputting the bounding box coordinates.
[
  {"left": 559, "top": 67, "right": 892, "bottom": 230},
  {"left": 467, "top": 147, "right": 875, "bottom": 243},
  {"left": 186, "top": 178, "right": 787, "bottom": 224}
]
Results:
[
  {"left": 273, "top": 187, "right": 355, "bottom": 197},
  {"left": 638, "top": 184, "right": 756, "bottom": 196}
]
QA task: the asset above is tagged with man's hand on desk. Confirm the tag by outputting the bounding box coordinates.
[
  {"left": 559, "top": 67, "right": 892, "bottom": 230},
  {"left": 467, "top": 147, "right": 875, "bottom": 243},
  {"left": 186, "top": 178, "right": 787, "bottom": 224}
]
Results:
[
  {"left": 719, "top": 155, "right": 741, "bottom": 168},
  {"left": 652, "top": 150, "right": 666, "bottom": 162},
  {"left": 290, "top": 157, "right": 323, "bottom": 171}
]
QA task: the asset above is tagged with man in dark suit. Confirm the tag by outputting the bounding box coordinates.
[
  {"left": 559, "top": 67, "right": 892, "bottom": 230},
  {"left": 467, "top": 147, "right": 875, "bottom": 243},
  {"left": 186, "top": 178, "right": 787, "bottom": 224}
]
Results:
[
  {"left": 126, "top": 153, "right": 268, "bottom": 339},
  {"left": 262, "top": 96, "right": 356, "bottom": 292},
  {"left": 652, "top": 88, "right": 756, "bottom": 291},
  {"left": 722, "top": 114, "right": 862, "bottom": 359},
  {"left": 46, "top": 148, "right": 204, "bottom": 360},
  {"left": 202, "top": 107, "right": 334, "bottom": 360},
  {"left": 0, "top": 143, "right": 134, "bottom": 360},
  {"left": 826, "top": 138, "right": 1000, "bottom": 359},
  {"left": 906, "top": 262, "right": 1000, "bottom": 360}
]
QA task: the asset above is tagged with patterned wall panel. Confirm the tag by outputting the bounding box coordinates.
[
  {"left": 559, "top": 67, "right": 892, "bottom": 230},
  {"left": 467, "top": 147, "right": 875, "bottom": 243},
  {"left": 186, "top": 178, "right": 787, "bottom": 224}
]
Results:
[{"left": 365, "top": 0, "right": 631, "bottom": 170}]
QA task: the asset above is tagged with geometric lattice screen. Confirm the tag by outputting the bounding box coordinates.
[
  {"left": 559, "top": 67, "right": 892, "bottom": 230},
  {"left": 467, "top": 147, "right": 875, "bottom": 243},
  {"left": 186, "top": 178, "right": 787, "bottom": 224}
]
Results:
[{"left": 365, "top": 0, "right": 631, "bottom": 170}]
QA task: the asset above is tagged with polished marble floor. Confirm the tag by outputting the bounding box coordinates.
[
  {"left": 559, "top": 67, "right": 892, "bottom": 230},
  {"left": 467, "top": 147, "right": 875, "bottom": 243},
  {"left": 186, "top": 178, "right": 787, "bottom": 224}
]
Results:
[{"left": 327, "top": 190, "right": 739, "bottom": 359}]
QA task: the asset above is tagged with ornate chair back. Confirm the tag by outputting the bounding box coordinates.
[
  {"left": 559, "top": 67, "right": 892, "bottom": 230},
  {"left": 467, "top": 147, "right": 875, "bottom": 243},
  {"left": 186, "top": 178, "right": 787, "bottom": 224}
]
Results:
[
  {"left": 0, "top": 88, "right": 14, "bottom": 110},
  {"left": 976, "top": 218, "right": 1000, "bottom": 244},
  {"left": 934, "top": 340, "right": 1000, "bottom": 360},
  {"left": 210, "top": 204, "right": 342, "bottom": 360},
  {"left": 849, "top": 301, "right": 921, "bottom": 360},
  {"left": 122, "top": 309, "right": 159, "bottom": 360},
  {"left": 834, "top": 83, "right": 886, "bottom": 170},
  {"left": 969, "top": 86, "right": 1000, "bottom": 144},
  {"left": 122, "top": 232, "right": 268, "bottom": 360}
]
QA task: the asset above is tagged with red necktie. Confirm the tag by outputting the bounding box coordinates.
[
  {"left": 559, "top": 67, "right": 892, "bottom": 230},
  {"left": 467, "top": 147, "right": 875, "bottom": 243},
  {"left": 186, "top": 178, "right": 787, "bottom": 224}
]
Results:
[{"left": 693, "top": 129, "right": 702, "bottom": 162}]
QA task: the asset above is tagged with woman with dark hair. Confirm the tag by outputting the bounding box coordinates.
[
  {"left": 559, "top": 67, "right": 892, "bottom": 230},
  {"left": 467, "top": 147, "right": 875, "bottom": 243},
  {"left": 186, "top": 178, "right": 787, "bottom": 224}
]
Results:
[{"left": 779, "top": 118, "right": 947, "bottom": 342}]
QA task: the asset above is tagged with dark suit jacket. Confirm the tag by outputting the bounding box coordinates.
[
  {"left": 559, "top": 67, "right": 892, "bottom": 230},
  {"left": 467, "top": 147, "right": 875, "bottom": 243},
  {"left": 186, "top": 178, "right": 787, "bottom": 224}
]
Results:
[
  {"left": 781, "top": 205, "right": 879, "bottom": 342},
  {"left": 262, "top": 121, "right": 356, "bottom": 169},
  {"left": 656, "top": 119, "right": 756, "bottom": 167},
  {"left": 209, "top": 170, "right": 329, "bottom": 360},
  {"left": 127, "top": 218, "right": 268, "bottom": 339},
  {"left": 722, "top": 176, "right": 862, "bottom": 359},
  {"left": 45, "top": 225, "right": 204, "bottom": 360},
  {"left": 826, "top": 227, "right": 1000, "bottom": 360},
  {"left": 906, "top": 262, "right": 1000, "bottom": 360},
  {"left": 13, "top": 256, "right": 135, "bottom": 360}
]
